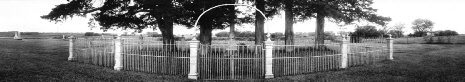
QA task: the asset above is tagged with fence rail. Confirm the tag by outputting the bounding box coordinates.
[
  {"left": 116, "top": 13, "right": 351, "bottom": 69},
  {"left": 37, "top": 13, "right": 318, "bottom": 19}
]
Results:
[
  {"left": 121, "top": 39, "right": 190, "bottom": 75},
  {"left": 73, "top": 38, "right": 114, "bottom": 67},
  {"left": 68, "top": 35, "right": 394, "bottom": 80},
  {"left": 348, "top": 37, "right": 389, "bottom": 66},
  {"left": 199, "top": 44, "right": 265, "bottom": 80},
  {"left": 272, "top": 42, "right": 341, "bottom": 76}
]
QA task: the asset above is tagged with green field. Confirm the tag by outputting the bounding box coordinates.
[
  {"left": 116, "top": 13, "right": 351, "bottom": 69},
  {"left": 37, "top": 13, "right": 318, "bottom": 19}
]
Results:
[
  {"left": 394, "top": 36, "right": 465, "bottom": 44},
  {"left": 0, "top": 39, "right": 191, "bottom": 81},
  {"left": 1, "top": 39, "right": 465, "bottom": 81}
]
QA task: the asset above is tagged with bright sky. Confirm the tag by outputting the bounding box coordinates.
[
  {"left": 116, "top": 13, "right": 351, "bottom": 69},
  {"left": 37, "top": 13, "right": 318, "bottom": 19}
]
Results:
[{"left": 0, "top": 0, "right": 464, "bottom": 34}]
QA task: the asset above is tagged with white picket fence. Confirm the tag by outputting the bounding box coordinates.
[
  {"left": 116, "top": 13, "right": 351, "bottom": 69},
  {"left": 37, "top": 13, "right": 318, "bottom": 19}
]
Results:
[{"left": 67, "top": 35, "right": 394, "bottom": 80}]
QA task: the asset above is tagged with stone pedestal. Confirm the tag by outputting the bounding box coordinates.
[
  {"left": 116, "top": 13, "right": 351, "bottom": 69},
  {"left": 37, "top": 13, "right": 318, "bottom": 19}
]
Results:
[
  {"left": 188, "top": 40, "right": 200, "bottom": 80},
  {"left": 68, "top": 36, "right": 75, "bottom": 61},
  {"left": 340, "top": 35, "right": 349, "bottom": 68},
  {"left": 264, "top": 40, "right": 274, "bottom": 78},
  {"left": 387, "top": 35, "right": 394, "bottom": 60},
  {"left": 114, "top": 35, "right": 123, "bottom": 71}
]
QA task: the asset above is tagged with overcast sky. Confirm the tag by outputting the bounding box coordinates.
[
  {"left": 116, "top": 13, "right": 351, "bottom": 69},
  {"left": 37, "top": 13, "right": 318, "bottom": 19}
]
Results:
[{"left": 0, "top": 0, "right": 464, "bottom": 34}]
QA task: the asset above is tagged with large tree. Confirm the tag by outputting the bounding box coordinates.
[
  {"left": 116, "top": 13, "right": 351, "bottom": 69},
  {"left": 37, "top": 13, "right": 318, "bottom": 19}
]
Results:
[
  {"left": 249, "top": 0, "right": 293, "bottom": 45},
  {"left": 217, "top": 0, "right": 280, "bottom": 45},
  {"left": 183, "top": 0, "right": 237, "bottom": 45},
  {"left": 284, "top": 0, "right": 294, "bottom": 45},
  {"left": 390, "top": 22, "right": 406, "bottom": 38},
  {"left": 238, "top": 0, "right": 280, "bottom": 45},
  {"left": 294, "top": 0, "right": 391, "bottom": 45},
  {"left": 256, "top": 0, "right": 391, "bottom": 45},
  {"left": 350, "top": 25, "right": 384, "bottom": 43},
  {"left": 228, "top": 2, "right": 237, "bottom": 42},
  {"left": 255, "top": 0, "right": 266, "bottom": 45},
  {"left": 353, "top": 25, "right": 383, "bottom": 38},
  {"left": 41, "top": 0, "right": 244, "bottom": 45},
  {"left": 411, "top": 18, "right": 434, "bottom": 37},
  {"left": 41, "top": 0, "right": 193, "bottom": 45}
]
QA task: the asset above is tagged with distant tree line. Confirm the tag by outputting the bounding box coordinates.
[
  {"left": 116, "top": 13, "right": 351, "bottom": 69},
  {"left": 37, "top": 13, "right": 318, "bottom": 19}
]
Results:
[
  {"left": 84, "top": 32, "right": 101, "bottom": 36},
  {"left": 433, "top": 30, "right": 459, "bottom": 36},
  {"left": 215, "top": 31, "right": 337, "bottom": 41},
  {"left": 215, "top": 31, "right": 281, "bottom": 41},
  {"left": 21, "top": 32, "right": 40, "bottom": 35},
  {"left": 215, "top": 31, "right": 263, "bottom": 38}
]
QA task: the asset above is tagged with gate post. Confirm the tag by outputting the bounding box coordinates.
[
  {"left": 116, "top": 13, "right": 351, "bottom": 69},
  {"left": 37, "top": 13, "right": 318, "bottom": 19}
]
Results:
[
  {"left": 387, "top": 35, "right": 394, "bottom": 60},
  {"left": 264, "top": 39, "right": 274, "bottom": 78},
  {"left": 114, "top": 34, "right": 123, "bottom": 71},
  {"left": 188, "top": 39, "right": 200, "bottom": 79},
  {"left": 340, "top": 35, "right": 349, "bottom": 68},
  {"left": 68, "top": 36, "right": 75, "bottom": 61}
]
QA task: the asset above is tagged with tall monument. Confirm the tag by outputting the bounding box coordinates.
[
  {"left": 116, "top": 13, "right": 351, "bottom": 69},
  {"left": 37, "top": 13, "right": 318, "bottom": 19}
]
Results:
[{"left": 13, "top": 31, "right": 22, "bottom": 40}]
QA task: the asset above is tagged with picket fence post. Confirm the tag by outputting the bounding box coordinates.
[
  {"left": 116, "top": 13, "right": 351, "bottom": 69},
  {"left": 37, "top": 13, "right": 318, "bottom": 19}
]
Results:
[
  {"left": 264, "top": 38, "right": 274, "bottom": 78},
  {"left": 68, "top": 36, "right": 75, "bottom": 61},
  {"left": 340, "top": 35, "right": 349, "bottom": 68},
  {"left": 114, "top": 34, "right": 123, "bottom": 71},
  {"left": 188, "top": 38, "right": 200, "bottom": 79},
  {"left": 387, "top": 35, "right": 394, "bottom": 60}
]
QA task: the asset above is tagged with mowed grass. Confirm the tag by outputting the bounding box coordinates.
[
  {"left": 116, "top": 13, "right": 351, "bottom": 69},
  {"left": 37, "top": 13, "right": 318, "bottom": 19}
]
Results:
[
  {"left": 267, "top": 44, "right": 465, "bottom": 82},
  {"left": 2, "top": 39, "right": 465, "bottom": 81},
  {"left": 0, "top": 39, "right": 191, "bottom": 81}
]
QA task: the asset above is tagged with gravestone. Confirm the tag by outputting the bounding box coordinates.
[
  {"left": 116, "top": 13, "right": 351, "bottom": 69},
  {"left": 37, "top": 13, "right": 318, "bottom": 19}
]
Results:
[{"left": 13, "top": 31, "right": 22, "bottom": 40}]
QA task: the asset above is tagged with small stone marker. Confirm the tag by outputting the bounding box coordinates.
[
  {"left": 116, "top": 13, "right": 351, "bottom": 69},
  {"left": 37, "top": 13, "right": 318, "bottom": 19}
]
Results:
[{"left": 13, "top": 31, "right": 22, "bottom": 40}]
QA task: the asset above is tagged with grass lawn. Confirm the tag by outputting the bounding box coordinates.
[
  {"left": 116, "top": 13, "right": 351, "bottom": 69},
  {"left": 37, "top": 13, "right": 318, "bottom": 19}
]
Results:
[
  {"left": 1, "top": 39, "right": 465, "bottom": 81},
  {"left": 0, "top": 39, "right": 191, "bottom": 82},
  {"left": 268, "top": 44, "right": 465, "bottom": 82}
]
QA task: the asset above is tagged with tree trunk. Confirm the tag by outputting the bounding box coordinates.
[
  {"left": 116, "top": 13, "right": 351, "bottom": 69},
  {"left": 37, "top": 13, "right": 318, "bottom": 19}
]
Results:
[
  {"left": 157, "top": 15, "right": 176, "bottom": 51},
  {"left": 199, "top": 18, "right": 213, "bottom": 45},
  {"left": 284, "top": 0, "right": 294, "bottom": 52},
  {"left": 315, "top": 12, "right": 325, "bottom": 46},
  {"left": 284, "top": 0, "right": 294, "bottom": 45},
  {"left": 229, "top": 4, "right": 236, "bottom": 43},
  {"left": 255, "top": 0, "right": 265, "bottom": 45}
]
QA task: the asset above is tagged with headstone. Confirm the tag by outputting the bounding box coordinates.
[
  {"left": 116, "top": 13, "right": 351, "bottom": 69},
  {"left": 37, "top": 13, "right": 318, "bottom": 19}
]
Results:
[
  {"left": 226, "top": 39, "right": 237, "bottom": 51},
  {"left": 13, "top": 31, "right": 22, "bottom": 40},
  {"left": 181, "top": 35, "right": 187, "bottom": 51}
]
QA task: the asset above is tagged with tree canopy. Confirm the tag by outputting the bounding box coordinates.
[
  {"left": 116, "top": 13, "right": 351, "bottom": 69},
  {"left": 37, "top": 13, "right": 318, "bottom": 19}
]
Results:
[
  {"left": 434, "top": 30, "right": 458, "bottom": 36},
  {"left": 352, "top": 25, "right": 383, "bottom": 38},
  {"left": 290, "top": 0, "right": 391, "bottom": 25},
  {"left": 41, "top": 0, "right": 199, "bottom": 31},
  {"left": 41, "top": 0, "right": 246, "bottom": 45},
  {"left": 292, "top": 0, "right": 391, "bottom": 45},
  {"left": 41, "top": 0, "right": 392, "bottom": 45},
  {"left": 389, "top": 22, "right": 406, "bottom": 38},
  {"left": 411, "top": 18, "right": 434, "bottom": 37}
]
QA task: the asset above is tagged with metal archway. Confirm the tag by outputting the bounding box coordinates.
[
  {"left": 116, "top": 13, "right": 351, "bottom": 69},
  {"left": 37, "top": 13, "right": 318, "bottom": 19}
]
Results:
[
  {"left": 192, "top": 4, "right": 270, "bottom": 41},
  {"left": 194, "top": 4, "right": 269, "bottom": 80}
]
